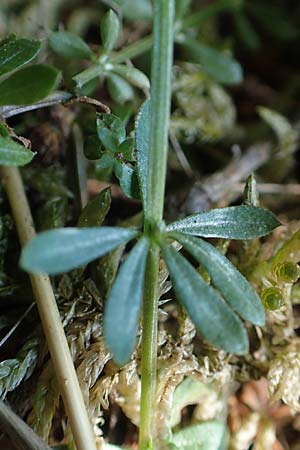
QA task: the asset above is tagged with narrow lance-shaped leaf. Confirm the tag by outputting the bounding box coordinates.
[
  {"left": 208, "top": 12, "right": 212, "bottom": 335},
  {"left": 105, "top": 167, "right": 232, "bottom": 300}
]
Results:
[
  {"left": 110, "top": 64, "right": 150, "bottom": 90},
  {"left": 172, "top": 233, "right": 265, "bottom": 325},
  {"left": 166, "top": 205, "right": 280, "bottom": 239},
  {"left": 176, "top": 36, "right": 243, "bottom": 85},
  {"left": 107, "top": 72, "right": 134, "bottom": 104},
  {"left": 78, "top": 187, "right": 111, "bottom": 227},
  {"left": 48, "top": 31, "right": 94, "bottom": 60},
  {"left": 0, "top": 65, "right": 60, "bottom": 106},
  {"left": 0, "top": 38, "right": 41, "bottom": 77},
  {"left": 162, "top": 244, "right": 248, "bottom": 354},
  {"left": 135, "top": 98, "right": 150, "bottom": 212},
  {"left": 0, "top": 136, "right": 35, "bottom": 166},
  {"left": 104, "top": 237, "right": 149, "bottom": 365},
  {"left": 20, "top": 227, "right": 138, "bottom": 275},
  {"left": 101, "top": 9, "right": 120, "bottom": 54}
]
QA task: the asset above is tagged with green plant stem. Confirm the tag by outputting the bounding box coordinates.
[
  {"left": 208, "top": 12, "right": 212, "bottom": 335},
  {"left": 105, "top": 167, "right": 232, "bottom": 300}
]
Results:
[
  {"left": 146, "top": 0, "right": 174, "bottom": 225},
  {"left": 110, "top": 35, "right": 153, "bottom": 64},
  {"left": 0, "top": 166, "right": 97, "bottom": 450},
  {"left": 139, "top": 1, "right": 174, "bottom": 449},
  {"left": 139, "top": 244, "right": 160, "bottom": 450}
]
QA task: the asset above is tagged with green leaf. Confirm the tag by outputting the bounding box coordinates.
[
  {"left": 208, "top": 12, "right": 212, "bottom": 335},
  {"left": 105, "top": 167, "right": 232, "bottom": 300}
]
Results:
[
  {"left": 114, "top": 0, "right": 152, "bottom": 22},
  {"left": 234, "top": 12, "right": 260, "bottom": 50},
  {"left": 0, "top": 38, "right": 41, "bottom": 77},
  {"left": 162, "top": 245, "right": 248, "bottom": 354},
  {"left": 178, "top": 37, "right": 243, "bottom": 85},
  {"left": 117, "top": 137, "right": 135, "bottom": 161},
  {"left": 257, "top": 106, "right": 298, "bottom": 155},
  {"left": 171, "top": 378, "right": 211, "bottom": 428},
  {"left": 36, "top": 197, "right": 69, "bottom": 231},
  {"left": 98, "top": 128, "right": 119, "bottom": 151},
  {"left": 118, "top": 164, "right": 140, "bottom": 199},
  {"left": 0, "top": 136, "right": 35, "bottom": 166},
  {"left": 107, "top": 73, "right": 135, "bottom": 104},
  {"left": 0, "top": 65, "right": 60, "bottom": 106},
  {"left": 98, "top": 152, "right": 115, "bottom": 169},
  {"left": 84, "top": 134, "right": 103, "bottom": 160},
  {"left": 246, "top": 2, "right": 299, "bottom": 41},
  {"left": 172, "top": 233, "right": 265, "bottom": 326},
  {"left": 168, "top": 421, "right": 228, "bottom": 450},
  {"left": 49, "top": 31, "right": 94, "bottom": 60},
  {"left": 97, "top": 244, "right": 125, "bottom": 297},
  {"left": 104, "top": 237, "right": 149, "bottom": 365},
  {"left": 78, "top": 187, "right": 111, "bottom": 227},
  {"left": 110, "top": 64, "right": 150, "bottom": 90},
  {"left": 97, "top": 113, "right": 126, "bottom": 144},
  {"left": 20, "top": 227, "right": 138, "bottom": 275},
  {"left": 135, "top": 98, "right": 150, "bottom": 212},
  {"left": 166, "top": 205, "right": 280, "bottom": 239},
  {"left": 101, "top": 9, "right": 120, "bottom": 54},
  {"left": 175, "top": 0, "right": 192, "bottom": 20}
]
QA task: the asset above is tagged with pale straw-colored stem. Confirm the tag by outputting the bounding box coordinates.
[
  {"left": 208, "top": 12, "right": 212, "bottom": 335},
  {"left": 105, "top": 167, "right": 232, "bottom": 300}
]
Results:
[{"left": 0, "top": 166, "right": 97, "bottom": 450}]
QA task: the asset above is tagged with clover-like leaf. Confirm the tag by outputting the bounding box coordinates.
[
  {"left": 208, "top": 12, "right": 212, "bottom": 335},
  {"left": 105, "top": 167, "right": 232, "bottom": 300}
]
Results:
[
  {"left": 0, "top": 37, "right": 41, "bottom": 77},
  {"left": 0, "top": 136, "right": 35, "bottom": 166},
  {"left": 0, "top": 65, "right": 60, "bottom": 105},
  {"left": 20, "top": 227, "right": 138, "bottom": 275},
  {"left": 172, "top": 233, "right": 265, "bottom": 325},
  {"left": 177, "top": 36, "right": 243, "bottom": 85},
  {"left": 49, "top": 31, "right": 94, "bottom": 60},
  {"left": 162, "top": 244, "right": 248, "bottom": 354},
  {"left": 97, "top": 113, "right": 126, "bottom": 145},
  {"left": 135, "top": 98, "right": 150, "bottom": 213},
  {"left": 104, "top": 237, "right": 149, "bottom": 365},
  {"left": 166, "top": 205, "right": 280, "bottom": 239}
]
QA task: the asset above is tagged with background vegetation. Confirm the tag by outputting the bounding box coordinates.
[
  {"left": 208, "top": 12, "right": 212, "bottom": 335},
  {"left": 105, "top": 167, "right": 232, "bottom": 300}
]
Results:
[{"left": 0, "top": 1, "right": 300, "bottom": 449}]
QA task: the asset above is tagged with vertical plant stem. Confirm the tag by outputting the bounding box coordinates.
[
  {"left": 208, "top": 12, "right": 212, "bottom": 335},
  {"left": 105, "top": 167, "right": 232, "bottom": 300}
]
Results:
[
  {"left": 0, "top": 166, "right": 97, "bottom": 450},
  {"left": 139, "top": 244, "right": 160, "bottom": 450},
  {"left": 146, "top": 0, "right": 174, "bottom": 225},
  {"left": 139, "top": 1, "right": 174, "bottom": 449}
]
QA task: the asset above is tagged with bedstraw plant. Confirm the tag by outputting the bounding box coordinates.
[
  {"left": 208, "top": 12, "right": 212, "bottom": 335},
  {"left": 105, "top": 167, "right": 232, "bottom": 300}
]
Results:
[{"left": 19, "top": 1, "right": 280, "bottom": 449}]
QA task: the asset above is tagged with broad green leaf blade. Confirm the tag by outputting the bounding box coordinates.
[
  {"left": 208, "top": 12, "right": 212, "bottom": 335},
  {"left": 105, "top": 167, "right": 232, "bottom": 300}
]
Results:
[
  {"left": 20, "top": 227, "right": 138, "bottom": 275},
  {"left": 0, "top": 136, "right": 35, "bottom": 166},
  {"left": 48, "top": 31, "right": 94, "bottom": 60},
  {"left": 166, "top": 205, "right": 280, "bottom": 239},
  {"left": 162, "top": 245, "right": 248, "bottom": 354},
  {"left": 0, "top": 65, "right": 60, "bottom": 106},
  {"left": 78, "top": 187, "right": 111, "bottom": 227},
  {"left": 135, "top": 98, "right": 150, "bottom": 212},
  {"left": 104, "top": 238, "right": 149, "bottom": 365},
  {"left": 177, "top": 37, "right": 243, "bottom": 85},
  {"left": 172, "top": 233, "right": 265, "bottom": 326},
  {"left": 169, "top": 420, "right": 228, "bottom": 450},
  {"left": 0, "top": 38, "right": 41, "bottom": 77},
  {"left": 100, "top": 9, "right": 120, "bottom": 54}
]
